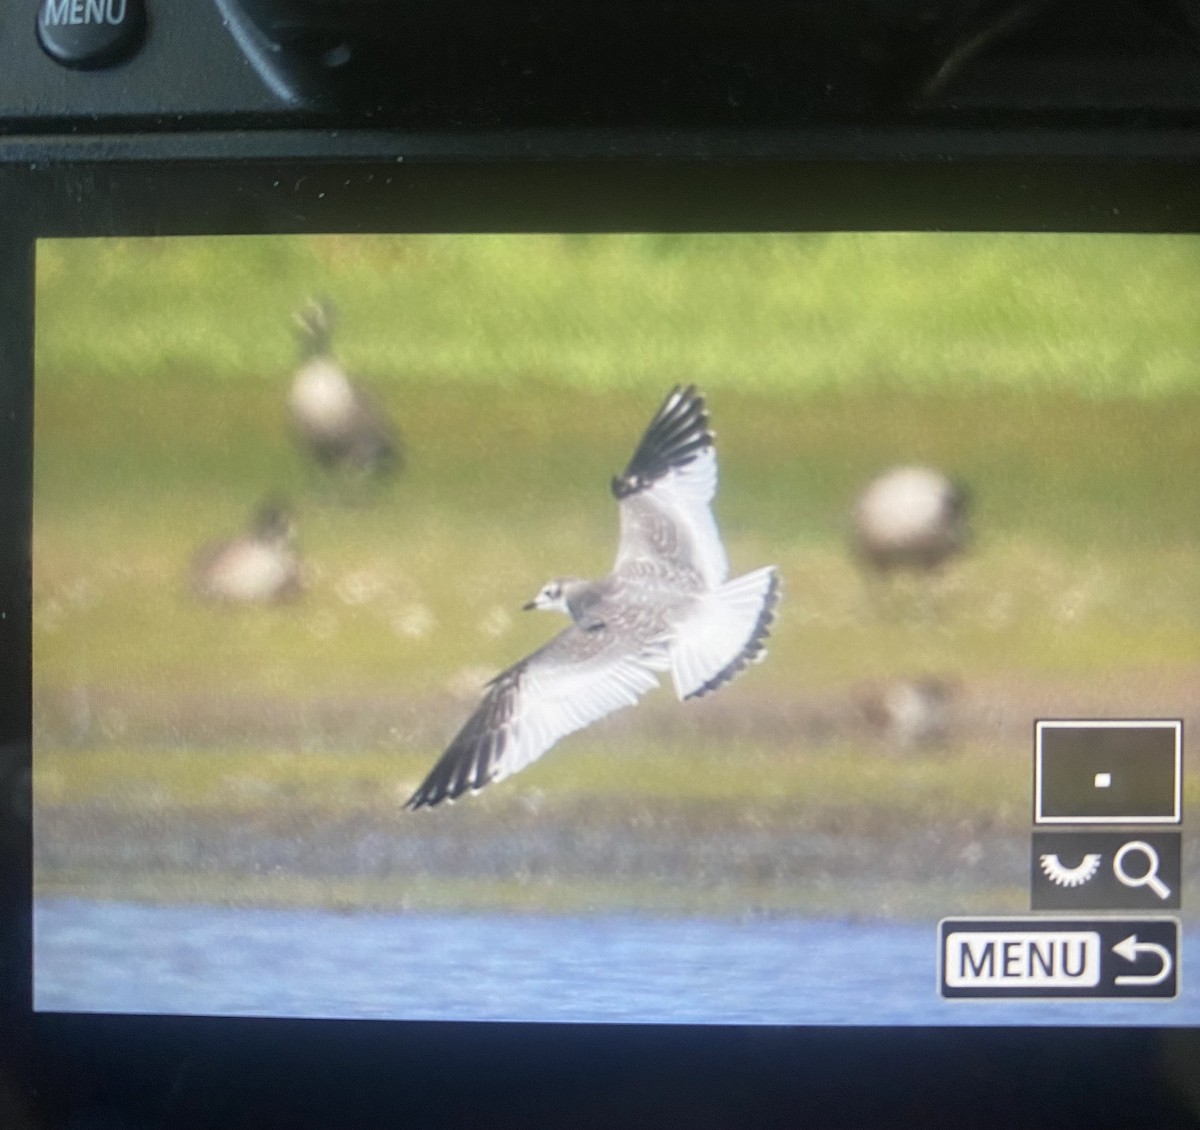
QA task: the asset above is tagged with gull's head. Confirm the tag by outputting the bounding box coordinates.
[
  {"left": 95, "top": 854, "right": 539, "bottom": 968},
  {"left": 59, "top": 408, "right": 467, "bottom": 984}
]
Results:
[{"left": 523, "top": 577, "right": 583, "bottom": 615}]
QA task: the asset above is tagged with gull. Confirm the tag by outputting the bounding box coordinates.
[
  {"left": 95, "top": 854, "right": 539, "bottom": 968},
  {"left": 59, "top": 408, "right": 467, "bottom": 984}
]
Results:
[
  {"left": 407, "top": 385, "right": 780, "bottom": 810},
  {"left": 289, "top": 299, "right": 402, "bottom": 478},
  {"left": 851, "top": 465, "right": 969, "bottom": 575}
]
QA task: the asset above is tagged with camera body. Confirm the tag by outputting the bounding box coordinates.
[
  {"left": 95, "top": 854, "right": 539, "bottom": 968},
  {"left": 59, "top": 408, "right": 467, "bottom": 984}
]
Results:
[
  {"left": 3, "top": 3, "right": 1200, "bottom": 1127},
  {"left": 7, "top": 0, "right": 1200, "bottom": 139}
]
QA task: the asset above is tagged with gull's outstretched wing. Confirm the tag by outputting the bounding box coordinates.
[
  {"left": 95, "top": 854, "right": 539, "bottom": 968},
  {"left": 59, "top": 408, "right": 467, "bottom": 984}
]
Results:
[
  {"left": 406, "top": 624, "right": 668, "bottom": 810},
  {"left": 611, "top": 385, "right": 728, "bottom": 588}
]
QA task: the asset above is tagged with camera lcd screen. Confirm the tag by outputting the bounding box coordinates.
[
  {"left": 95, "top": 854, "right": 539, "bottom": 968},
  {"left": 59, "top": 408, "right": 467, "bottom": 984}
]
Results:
[{"left": 30, "top": 232, "right": 1199, "bottom": 1025}]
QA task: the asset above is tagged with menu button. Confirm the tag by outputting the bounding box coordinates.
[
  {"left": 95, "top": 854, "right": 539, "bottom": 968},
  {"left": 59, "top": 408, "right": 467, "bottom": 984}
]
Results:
[{"left": 38, "top": 0, "right": 147, "bottom": 69}]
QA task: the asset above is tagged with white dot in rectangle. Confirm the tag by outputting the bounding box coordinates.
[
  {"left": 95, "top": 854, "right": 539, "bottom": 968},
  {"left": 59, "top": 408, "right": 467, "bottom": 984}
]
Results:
[{"left": 1094, "top": 772, "right": 1112, "bottom": 789}]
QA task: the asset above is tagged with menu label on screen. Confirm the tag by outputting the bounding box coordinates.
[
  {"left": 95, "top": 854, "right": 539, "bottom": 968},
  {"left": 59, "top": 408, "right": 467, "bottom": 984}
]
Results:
[{"left": 939, "top": 918, "right": 1178, "bottom": 999}]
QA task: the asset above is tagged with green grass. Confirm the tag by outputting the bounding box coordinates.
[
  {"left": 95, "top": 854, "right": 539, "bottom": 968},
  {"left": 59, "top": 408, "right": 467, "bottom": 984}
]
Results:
[
  {"left": 35, "top": 233, "right": 1200, "bottom": 397},
  {"left": 32, "top": 869, "right": 1032, "bottom": 920},
  {"left": 32, "top": 380, "right": 1200, "bottom": 700},
  {"left": 32, "top": 736, "right": 1200, "bottom": 918},
  {"left": 31, "top": 741, "right": 1022, "bottom": 814},
  {"left": 29, "top": 740, "right": 1044, "bottom": 917}
]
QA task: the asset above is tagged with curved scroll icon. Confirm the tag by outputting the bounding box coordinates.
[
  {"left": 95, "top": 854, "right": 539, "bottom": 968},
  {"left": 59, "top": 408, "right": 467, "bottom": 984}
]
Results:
[
  {"left": 1039, "top": 852, "right": 1102, "bottom": 888},
  {"left": 1112, "top": 933, "right": 1173, "bottom": 987}
]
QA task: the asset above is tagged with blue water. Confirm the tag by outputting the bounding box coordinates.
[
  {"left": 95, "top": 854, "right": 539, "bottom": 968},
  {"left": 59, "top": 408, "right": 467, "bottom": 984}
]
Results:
[{"left": 33, "top": 898, "right": 1200, "bottom": 1026}]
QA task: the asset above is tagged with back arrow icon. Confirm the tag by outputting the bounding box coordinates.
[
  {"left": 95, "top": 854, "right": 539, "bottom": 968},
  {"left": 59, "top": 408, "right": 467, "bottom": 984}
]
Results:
[{"left": 1112, "top": 934, "right": 1173, "bottom": 986}]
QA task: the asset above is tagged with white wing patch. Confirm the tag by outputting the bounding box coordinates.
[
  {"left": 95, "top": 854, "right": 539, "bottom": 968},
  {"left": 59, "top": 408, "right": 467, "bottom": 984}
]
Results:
[
  {"left": 495, "top": 645, "right": 670, "bottom": 782},
  {"left": 668, "top": 566, "right": 778, "bottom": 700},
  {"left": 406, "top": 630, "right": 671, "bottom": 808},
  {"left": 616, "top": 446, "right": 728, "bottom": 587}
]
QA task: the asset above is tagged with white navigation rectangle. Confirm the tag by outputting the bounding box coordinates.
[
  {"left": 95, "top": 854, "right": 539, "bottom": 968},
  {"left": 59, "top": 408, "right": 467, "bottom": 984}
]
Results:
[
  {"left": 1034, "top": 719, "right": 1182, "bottom": 825},
  {"left": 944, "top": 930, "right": 1102, "bottom": 989}
]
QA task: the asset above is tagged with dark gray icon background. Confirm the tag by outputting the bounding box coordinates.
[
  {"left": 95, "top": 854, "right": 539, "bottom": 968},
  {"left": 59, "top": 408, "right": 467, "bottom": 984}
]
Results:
[
  {"left": 1031, "top": 831, "right": 1181, "bottom": 910},
  {"left": 1036, "top": 723, "right": 1180, "bottom": 822},
  {"left": 940, "top": 917, "right": 1178, "bottom": 999}
]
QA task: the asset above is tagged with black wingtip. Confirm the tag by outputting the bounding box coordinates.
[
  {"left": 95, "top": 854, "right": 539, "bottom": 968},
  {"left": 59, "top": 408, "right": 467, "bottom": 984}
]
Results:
[
  {"left": 405, "top": 671, "right": 522, "bottom": 811},
  {"left": 612, "top": 385, "right": 714, "bottom": 500},
  {"left": 404, "top": 744, "right": 467, "bottom": 811},
  {"left": 405, "top": 786, "right": 449, "bottom": 812},
  {"left": 405, "top": 763, "right": 475, "bottom": 811},
  {"left": 405, "top": 756, "right": 478, "bottom": 812}
]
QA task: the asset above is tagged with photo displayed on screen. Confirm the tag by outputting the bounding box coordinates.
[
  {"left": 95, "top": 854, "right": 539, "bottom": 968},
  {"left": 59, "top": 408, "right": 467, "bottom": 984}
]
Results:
[{"left": 31, "top": 233, "right": 1199, "bottom": 1024}]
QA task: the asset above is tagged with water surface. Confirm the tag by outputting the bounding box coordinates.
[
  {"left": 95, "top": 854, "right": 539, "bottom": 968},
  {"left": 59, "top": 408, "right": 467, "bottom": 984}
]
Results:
[{"left": 34, "top": 898, "right": 1198, "bottom": 1026}]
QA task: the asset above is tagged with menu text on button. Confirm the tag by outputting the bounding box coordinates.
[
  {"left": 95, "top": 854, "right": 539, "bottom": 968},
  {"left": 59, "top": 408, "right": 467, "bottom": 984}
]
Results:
[
  {"left": 939, "top": 917, "right": 1179, "bottom": 999},
  {"left": 945, "top": 930, "right": 1100, "bottom": 989}
]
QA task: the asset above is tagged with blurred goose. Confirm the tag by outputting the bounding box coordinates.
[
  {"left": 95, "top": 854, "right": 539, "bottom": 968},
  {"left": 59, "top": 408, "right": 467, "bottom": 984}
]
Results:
[
  {"left": 289, "top": 299, "right": 401, "bottom": 478},
  {"left": 851, "top": 466, "right": 969, "bottom": 574},
  {"left": 855, "top": 677, "right": 957, "bottom": 752},
  {"left": 407, "top": 385, "right": 781, "bottom": 810},
  {"left": 190, "top": 501, "right": 301, "bottom": 604}
]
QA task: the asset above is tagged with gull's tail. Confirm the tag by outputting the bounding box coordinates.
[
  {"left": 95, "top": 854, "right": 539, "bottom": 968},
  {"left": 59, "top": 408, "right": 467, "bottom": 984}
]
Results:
[{"left": 668, "top": 566, "right": 781, "bottom": 701}]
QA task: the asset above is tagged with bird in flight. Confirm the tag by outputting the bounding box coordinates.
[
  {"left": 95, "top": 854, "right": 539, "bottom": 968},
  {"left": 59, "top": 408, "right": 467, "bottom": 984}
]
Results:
[{"left": 406, "top": 385, "right": 780, "bottom": 810}]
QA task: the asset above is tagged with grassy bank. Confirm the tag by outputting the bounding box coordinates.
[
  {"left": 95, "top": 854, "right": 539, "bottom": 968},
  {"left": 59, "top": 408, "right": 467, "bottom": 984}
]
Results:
[
  {"left": 36, "top": 233, "right": 1200, "bottom": 397},
  {"left": 33, "top": 381, "right": 1200, "bottom": 699},
  {"left": 31, "top": 733, "right": 1200, "bottom": 919},
  {"left": 32, "top": 736, "right": 1040, "bottom": 918}
]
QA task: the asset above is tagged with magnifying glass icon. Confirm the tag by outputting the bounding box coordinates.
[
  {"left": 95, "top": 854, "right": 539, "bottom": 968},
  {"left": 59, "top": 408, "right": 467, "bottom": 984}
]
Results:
[{"left": 1113, "top": 840, "right": 1171, "bottom": 900}]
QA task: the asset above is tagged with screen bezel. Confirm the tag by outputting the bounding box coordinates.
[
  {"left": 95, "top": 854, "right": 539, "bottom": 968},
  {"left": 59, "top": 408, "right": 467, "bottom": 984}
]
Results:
[{"left": 4, "top": 151, "right": 1200, "bottom": 1126}]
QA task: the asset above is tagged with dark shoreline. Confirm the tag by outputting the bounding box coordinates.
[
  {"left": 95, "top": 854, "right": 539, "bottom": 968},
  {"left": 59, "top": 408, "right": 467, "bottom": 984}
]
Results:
[{"left": 35, "top": 797, "right": 1200, "bottom": 918}]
